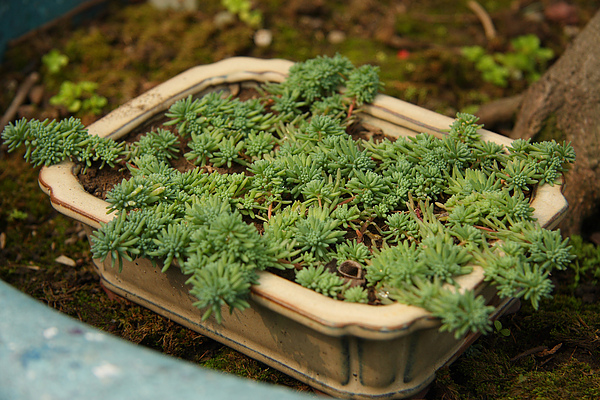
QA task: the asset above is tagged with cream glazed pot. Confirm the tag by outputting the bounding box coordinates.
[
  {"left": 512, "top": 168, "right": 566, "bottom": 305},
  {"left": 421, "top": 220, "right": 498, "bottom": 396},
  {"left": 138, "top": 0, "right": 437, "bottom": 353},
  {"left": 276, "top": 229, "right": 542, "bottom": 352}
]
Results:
[{"left": 38, "top": 57, "right": 568, "bottom": 399}]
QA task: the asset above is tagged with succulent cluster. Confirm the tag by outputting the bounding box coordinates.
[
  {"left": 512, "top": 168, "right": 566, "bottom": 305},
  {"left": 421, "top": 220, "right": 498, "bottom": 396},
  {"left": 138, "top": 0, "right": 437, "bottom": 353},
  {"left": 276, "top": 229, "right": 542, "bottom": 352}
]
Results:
[
  {"left": 2, "top": 54, "right": 576, "bottom": 337},
  {"left": 1, "top": 117, "right": 122, "bottom": 170},
  {"left": 1, "top": 118, "right": 180, "bottom": 171}
]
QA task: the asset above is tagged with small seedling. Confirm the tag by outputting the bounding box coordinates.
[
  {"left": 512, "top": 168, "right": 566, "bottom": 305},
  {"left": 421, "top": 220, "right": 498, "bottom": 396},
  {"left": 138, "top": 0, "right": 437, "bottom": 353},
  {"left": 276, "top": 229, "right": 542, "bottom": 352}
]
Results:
[
  {"left": 221, "top": 0, "right": 262, "bottom": 27},
  {"left": 7, "top": 209, "right": 28, "bottom": 222},
  {"left": 494, "top": 320, "right": 510, "bottom": 337},
  {"left": 50, "top": 81, "right": 108, "bottom": 115},
  {"left": 42, "top": 49, "right": 69, "bottom": 75},
  {"left": 462, "top": 34, "right": 554, "bottom": 87}
]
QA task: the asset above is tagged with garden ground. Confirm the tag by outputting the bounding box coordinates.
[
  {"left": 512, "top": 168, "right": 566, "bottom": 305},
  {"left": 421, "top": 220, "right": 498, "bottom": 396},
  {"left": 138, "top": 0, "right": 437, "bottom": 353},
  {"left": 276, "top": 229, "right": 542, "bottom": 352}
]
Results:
[{"left": 1, "top": 1, "right": 599, "bottom": 398}]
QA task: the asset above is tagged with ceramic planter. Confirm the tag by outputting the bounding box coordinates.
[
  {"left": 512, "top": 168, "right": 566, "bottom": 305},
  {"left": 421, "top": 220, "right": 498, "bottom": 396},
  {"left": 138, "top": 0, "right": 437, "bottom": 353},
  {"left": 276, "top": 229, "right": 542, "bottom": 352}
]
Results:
[{"left": 38, "top": 57, "right": 568, "bottom": 399}]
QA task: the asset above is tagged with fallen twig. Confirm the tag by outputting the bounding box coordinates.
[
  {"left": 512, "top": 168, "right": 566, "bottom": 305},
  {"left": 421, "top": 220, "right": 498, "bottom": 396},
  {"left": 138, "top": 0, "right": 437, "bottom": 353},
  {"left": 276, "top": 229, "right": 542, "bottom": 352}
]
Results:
[
  {"left": 510, "top": 345, "right": 547, "bottom": 362},
  {"left": 468, "top": 0, "right": 497, "bottom": 41},
  {"left": 0, "top": 72, "right": 40, "bottom": 131},
  {"left": 510, "top": 344, "right": 562, "bottom": 363},
  {"left": 537, "top": 343, "right": 563, "bottom": 357}
]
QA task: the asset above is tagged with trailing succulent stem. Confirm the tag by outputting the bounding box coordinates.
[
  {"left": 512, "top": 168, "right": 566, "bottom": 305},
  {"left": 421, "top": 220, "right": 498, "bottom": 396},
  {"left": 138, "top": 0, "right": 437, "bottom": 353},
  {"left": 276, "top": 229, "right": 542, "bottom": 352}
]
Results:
[
  {"left": 1, "top": 117, "right": 123, "bottom": 170},
  {"left": 2, "top": 54, "right": 577, "bottom": 338}
]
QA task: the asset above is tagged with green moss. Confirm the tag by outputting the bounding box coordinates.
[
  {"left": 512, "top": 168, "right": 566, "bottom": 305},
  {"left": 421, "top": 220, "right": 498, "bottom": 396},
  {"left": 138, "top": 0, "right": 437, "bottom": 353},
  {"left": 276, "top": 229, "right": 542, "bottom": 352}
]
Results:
[
  {"left": 65, "top": 29, "right": 114, "bottom": 71},
  {"left": 449, "top": 345, "right": 595, "bottom": 399},
  {"left": 455, "top": 356, "right": 600, "bottom": 399},
  {"left": 0, "top": 153, "right": 47, "bottom": 219},
  {"left": 534, "top": 113, "right": 567, "bottom": 143},
  {"left": 213, "top": 24, "right": 255, "bottom": 59},
  {"left": 395, "top": 14, "right": 420, "bottom": 36},
  {"left": 503, "top": 360, "right": 600, "bottom": 399},
  {"left": 269, "top": 23, "right": 316, "bottom": 61},
  {"left": 336, "top": 37, "right": 388, "bottom": 66},
  {"left": 434, "top": 292, "right": 600, "bottom": 398},
  {"left": 201, "top": 346, "right": 308, "bottom": 390}
]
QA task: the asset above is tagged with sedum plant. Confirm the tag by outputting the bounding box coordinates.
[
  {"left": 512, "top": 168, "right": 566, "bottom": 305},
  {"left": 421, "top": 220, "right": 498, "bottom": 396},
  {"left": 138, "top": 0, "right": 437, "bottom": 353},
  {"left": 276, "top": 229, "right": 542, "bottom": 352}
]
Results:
[
  {"left": 2, "top": 54, "right": 576, "bottom": 337},
  {"left": 1, "top": 117, "right": 123, "bottom": 170}
]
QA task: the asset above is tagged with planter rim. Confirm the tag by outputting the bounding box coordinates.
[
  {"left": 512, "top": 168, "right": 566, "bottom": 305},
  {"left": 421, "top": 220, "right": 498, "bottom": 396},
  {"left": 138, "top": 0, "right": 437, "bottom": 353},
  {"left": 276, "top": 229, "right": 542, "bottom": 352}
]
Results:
[{"left": 38, "top": 56, "right": 569, "bottom": 339}]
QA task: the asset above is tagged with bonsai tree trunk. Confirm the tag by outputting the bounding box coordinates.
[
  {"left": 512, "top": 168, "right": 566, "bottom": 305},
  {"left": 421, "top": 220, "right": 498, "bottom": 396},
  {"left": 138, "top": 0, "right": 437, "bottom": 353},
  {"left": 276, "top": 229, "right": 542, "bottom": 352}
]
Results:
[{"left": 512, "top": 10, "right": 600, "bottom": 236}]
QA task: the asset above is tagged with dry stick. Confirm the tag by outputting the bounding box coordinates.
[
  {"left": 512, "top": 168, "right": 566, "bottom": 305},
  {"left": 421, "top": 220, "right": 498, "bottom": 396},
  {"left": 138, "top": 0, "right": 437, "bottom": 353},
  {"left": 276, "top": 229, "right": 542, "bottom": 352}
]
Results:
[
  {"left": 510, "top": 345, "right": 547, "bottom": 362},
  {"left": 0, "top": 72, "right": 40, "bottom": 131},
  {"left": 468, "top": 0, "right": 497, "bottom": 41},
  {"left": 410, "top": 12, "right": 481, "bottom": 23}
]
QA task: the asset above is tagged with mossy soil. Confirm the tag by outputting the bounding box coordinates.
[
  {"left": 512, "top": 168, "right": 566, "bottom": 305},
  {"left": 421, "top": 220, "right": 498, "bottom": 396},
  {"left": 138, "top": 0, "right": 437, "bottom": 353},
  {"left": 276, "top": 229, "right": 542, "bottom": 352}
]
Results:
[{"left": 1, "top": 1, "right": 600, "bottom": 398}]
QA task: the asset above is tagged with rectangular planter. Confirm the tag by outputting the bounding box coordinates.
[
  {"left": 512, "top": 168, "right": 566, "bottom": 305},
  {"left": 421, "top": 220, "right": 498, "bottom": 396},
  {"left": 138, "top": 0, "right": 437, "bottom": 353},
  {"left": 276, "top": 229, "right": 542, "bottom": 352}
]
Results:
[{"left": 38, "top": 57, "right": 569, "bottom": 399}]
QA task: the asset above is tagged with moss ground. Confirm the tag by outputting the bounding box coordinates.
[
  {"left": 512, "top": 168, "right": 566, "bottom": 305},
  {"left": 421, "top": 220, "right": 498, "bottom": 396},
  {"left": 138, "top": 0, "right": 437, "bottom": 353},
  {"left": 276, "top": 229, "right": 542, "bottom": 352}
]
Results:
[{"left": 1, "top": 1, "right": 599, "bottom": 398}]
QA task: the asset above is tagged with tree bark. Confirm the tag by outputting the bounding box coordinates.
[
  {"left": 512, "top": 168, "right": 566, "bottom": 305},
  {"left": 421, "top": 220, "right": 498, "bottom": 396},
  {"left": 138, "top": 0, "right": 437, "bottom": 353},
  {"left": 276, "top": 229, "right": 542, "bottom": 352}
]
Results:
[{"left": 512, "top": 10, "right": 600, "bottom": 236}]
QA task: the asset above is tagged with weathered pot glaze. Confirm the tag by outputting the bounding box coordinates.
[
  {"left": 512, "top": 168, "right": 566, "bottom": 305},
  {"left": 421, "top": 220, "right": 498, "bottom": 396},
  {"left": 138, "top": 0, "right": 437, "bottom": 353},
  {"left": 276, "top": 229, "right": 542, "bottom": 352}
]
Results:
[{"left": 38, "top": 57, "right": 568, "bottom": 399}]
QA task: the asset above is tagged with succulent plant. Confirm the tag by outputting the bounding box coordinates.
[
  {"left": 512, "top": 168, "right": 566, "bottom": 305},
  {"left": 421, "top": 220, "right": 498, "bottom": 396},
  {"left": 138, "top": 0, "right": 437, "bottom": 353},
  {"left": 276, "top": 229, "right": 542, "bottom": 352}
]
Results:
[{"left": 2, "top": 54, "right": 577, "bottom": 338}]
